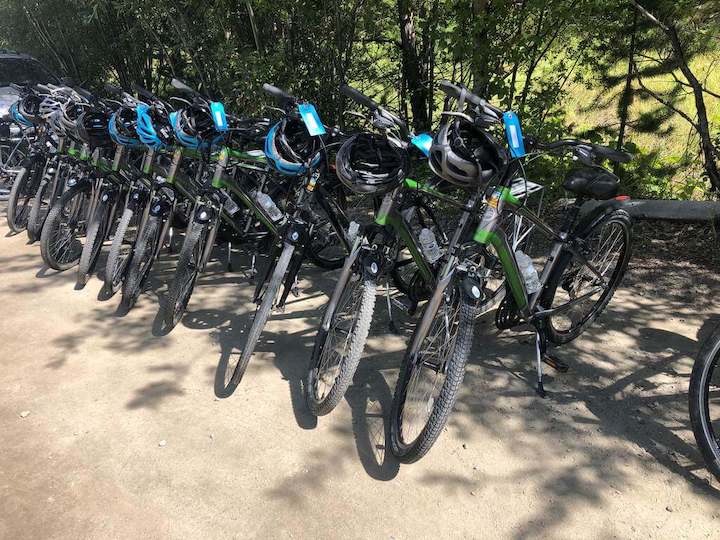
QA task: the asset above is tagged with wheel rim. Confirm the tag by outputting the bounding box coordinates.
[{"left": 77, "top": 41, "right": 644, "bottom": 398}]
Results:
[
  {"left": 312, "top": 274, "right": 364, "bottom": 402},
  {"left": 548, "top": 219, "right": 627, "bottom": 334},
  {"left": 173, "top": 228, "right": 204, "bottom": 323},
  {"left": 48, "top": 192, "right": 88, "bottom": 265},
  {"left": 398, "top": 293, "right": 461, "bottom": 446},
  {"left": 700, "top": 345, "right": 720, "bottom": 460}
]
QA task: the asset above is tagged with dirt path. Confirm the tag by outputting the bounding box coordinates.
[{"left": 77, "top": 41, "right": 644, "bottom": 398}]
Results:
[{"left": 1, "top": 208, "right": 719, "bottom": 539}]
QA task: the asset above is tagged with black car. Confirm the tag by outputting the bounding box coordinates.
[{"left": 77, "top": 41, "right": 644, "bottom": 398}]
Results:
[{"left": 0, "top": 50, "right": 59, "bottom": 118}]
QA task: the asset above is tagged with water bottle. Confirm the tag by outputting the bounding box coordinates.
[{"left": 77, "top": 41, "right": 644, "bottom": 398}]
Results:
[
  {"left": 255, "top": 191, "right": 284, "bottom": 222},
  {"left": 419, "top": 228, "right": 442, "bottom": 264},
  {"left": 347, "top": 221, "right": 360, "bottom": 245},
  {"left": 515, "top": 250, "right": 541, "bottom": 294}
]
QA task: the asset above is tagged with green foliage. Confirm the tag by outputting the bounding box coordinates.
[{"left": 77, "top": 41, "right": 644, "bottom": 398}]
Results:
[{"left": 0, "top": 0, "right": 718, "bottom": 198}]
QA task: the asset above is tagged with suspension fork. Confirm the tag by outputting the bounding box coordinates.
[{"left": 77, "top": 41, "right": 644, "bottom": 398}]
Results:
[
  {"left": 200, "top": 210, "right": 221, "bottom": 271},
  {"left": 321, "top": 237, "right": 364, "bottom": 331},
  {"left": 155, "top": 198, "right": 178, "bottom": 261},
  {"left": 407, "top": 256, "right": 458, "bottom": 360},
  {"left": 253, "top": 241, "right": 283, "bottom": 303}
]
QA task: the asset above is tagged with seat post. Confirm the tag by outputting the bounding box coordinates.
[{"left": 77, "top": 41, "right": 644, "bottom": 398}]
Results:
[{"left": 559, "top": 196, "right": 585, "bottom": 234}]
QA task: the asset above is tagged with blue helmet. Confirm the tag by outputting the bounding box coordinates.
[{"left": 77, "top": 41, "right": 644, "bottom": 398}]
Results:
[
  {"left": 264, "top": 118, "right": 321, "bottom": 176},
  {"left": 136, "top": 103, "right": 174, "bottom": 150},
  {"left": 9, "top": 101, "right": 33, "bottom": 128},
  {"left": 171, "top": 104, "right": 221, "bottom": 150},
  {"left": 109, "top": 105, "right": 142, "bottom": 147}
]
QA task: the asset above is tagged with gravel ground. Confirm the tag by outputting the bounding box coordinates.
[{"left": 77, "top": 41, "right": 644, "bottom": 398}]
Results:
[{"left": 1, "top": 201, "right": 719, "bottom": 539}]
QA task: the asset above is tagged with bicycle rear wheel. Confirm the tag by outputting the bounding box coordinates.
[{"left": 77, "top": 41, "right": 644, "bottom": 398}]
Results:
[
  {"left": 690, "top": 323, "right": 720, "bottom": 482},
  {"left": 224, "top": 242, "right": 295, "bottom": 389},
  {"left": 539, "top": 209, "right": 632, "bottom": 345},
  {"left": 390, "top": 280, "right": 476, "bottom": 463},
  {"left": 40, "top": 181, "right": 92, "bottom": 270}
]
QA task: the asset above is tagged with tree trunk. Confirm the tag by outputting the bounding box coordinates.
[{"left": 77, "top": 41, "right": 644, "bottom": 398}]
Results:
[
  {"left": 398, "top": 0, "right": 429, "bottom": 130},
  {"left": 631, "top": 0, "right": 720, "bottom": 191},
  {"left": 615, "top": 10, "right": 637, "bottom": 175},
  {"left": 666, "top": 25, "right": 720, "bottom": 191},
  {"left": 471, "top": 0, "right": 490, "bottom": 96}
]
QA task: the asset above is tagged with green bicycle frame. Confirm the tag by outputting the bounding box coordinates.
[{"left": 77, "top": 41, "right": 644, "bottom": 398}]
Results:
[
  {"left": 374, "top": 177, "right": 473, "bottom": 287},
  {"left": 472, "top": 185, "right": 607, "bottom": 320}
]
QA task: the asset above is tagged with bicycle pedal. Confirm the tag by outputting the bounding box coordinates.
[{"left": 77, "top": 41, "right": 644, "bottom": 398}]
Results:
[
  {"left": 291, "top": 287, "right": 300, "bottom": 298},
  {"left": 542, "top": 354, "right": 569, "bottom": 373}
]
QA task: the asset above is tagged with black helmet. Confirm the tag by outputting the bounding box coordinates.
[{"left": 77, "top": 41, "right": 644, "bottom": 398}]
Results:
[
  {"left": 429, "top": 120, "right": 508, "bottom": 189},
  {"left": 264, "top": 117, "right": 321, "bottom": 175},
  {"left": 172, "top": 104, "right": 218, "bottom": 149},
  {"left": 335, "top": 133, "right": 408, "bottom": 194},
  {"left": 18, "top": 94, "right": 43, "bottom": 125},
  {"left": 77, "top": 109, "right": 113, "bottom": 149},
  {"left": 109, "top": 105, "right": 142, "bottom": 147}
]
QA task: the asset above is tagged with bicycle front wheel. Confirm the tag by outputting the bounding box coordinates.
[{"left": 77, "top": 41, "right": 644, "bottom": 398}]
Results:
[
  {"left": 390, "top": 280, "right": 476, "bottom": 463},
  {"left": 121, "top": 215, "right": 161, "bottom": 309},
  {"left": 690, "top": 322, "right": 720, "bottom": 482},
  {"left": 225, "top": 242, "right": 295, "bottom": 389},
  {"left": 77, "top": 193, "right": 112, "bottom": 288},
  {"left": 105, "top": 206, "right": 140, "bottom": 294},
  {"left": 27, "top": 175, "right": 56, "bottom": 242},
  {"left": 40, "top": 181, "right": 92, "bottom": 270},
  {"left": 6, "top": 166, "right": 34, "bottom": 232},
  {"left": 161, "top": 219, "right": 209, "bottom": 330},
  {"left": 306, "top": 266, "right": 377, "bottom": 417}
]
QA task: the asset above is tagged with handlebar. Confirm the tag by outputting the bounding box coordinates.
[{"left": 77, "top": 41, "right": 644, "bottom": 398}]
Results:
[
  {"left": 438, "top": 80, "right": 503, "bottom": 120},
  {"left": 262, "top": 83, "right": 295, "bottom": 105},
  {"left": 340, "top": 85, "right": 378, "bottom": 111},
  {"left": 132, "top": 83, "right": 156, "bottom": 102},
  {"left": 531, "top": 139, "right": 632, "bottom": 164}
]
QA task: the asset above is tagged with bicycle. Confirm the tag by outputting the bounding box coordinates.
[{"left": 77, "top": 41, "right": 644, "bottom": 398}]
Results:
[
  {"left": 388, "top": 81, "right": 634, "bottom": 463},
  {"left": 305, "top": 84, "right": 543, "bottom": 417},
  {"left": 217, "top": 83, "right": 354, "bottom": 391},
  {"left": 690, "top": 320, "right": 720, "bottom": 482}
]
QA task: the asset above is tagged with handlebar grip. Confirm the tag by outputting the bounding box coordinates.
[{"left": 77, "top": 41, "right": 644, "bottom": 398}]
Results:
[
  {"left": 132, "top": 83, "right": 156, "bottom": 102},
  {"left": 438, "top": 80, "right": 461, "bottom": 99},
  {"left": 340, "top": 85, "right": 378, "bottom": 111},
  {"left": 104, "top": 84, "right": 123, "bottom": 97},
  {"left": 74, "top": 86, "right": 94, "bottom": 101},
  {"left": 35, "top": 84, "right": 52, "bottom": 93},
  {"left": 591, "top": 144, "right": 632, "bottom": 164},
  {"left": 262, "top": 83, "right": 294, "bottom": 103}
]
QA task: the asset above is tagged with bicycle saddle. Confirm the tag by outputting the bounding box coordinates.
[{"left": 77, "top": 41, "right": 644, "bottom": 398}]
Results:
[{"left": 563, "top": 166, "right": 619, "bottom": 200}]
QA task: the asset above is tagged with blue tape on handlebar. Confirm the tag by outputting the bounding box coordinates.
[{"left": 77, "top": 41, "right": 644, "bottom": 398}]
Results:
[
  {"left": 503, "top": 111, "right": 526, "bottom": 158},
  {"left": 298, "top": 103, "right": 326, "bottom": 136},
  {"left": 411, "top": 133, "right": 432, "bottom": 157},
  {"left": 210, "top": 102, "right": 228, "bottom": 132}
]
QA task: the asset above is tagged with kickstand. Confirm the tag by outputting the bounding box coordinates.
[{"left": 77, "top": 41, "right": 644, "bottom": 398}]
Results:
[
  {"left": 226, "top": 241, "right": 233, "bottom": 272},
  {"left": 248, "top": 254, "right": 257, "bottom": 281},
  {"left": 534, "top": 329, "right": 547, "bottom": 398},
  {"left": 167, "top": 227, "right": 174, "bottom": 254},
  {"left": 386, "top": 282, "right": 399, "bottom": 334}
]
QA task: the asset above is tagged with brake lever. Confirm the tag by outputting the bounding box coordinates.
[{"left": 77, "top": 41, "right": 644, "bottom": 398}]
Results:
[{"left": 573, "top": 145, "right": 596, "bottom": 167}]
